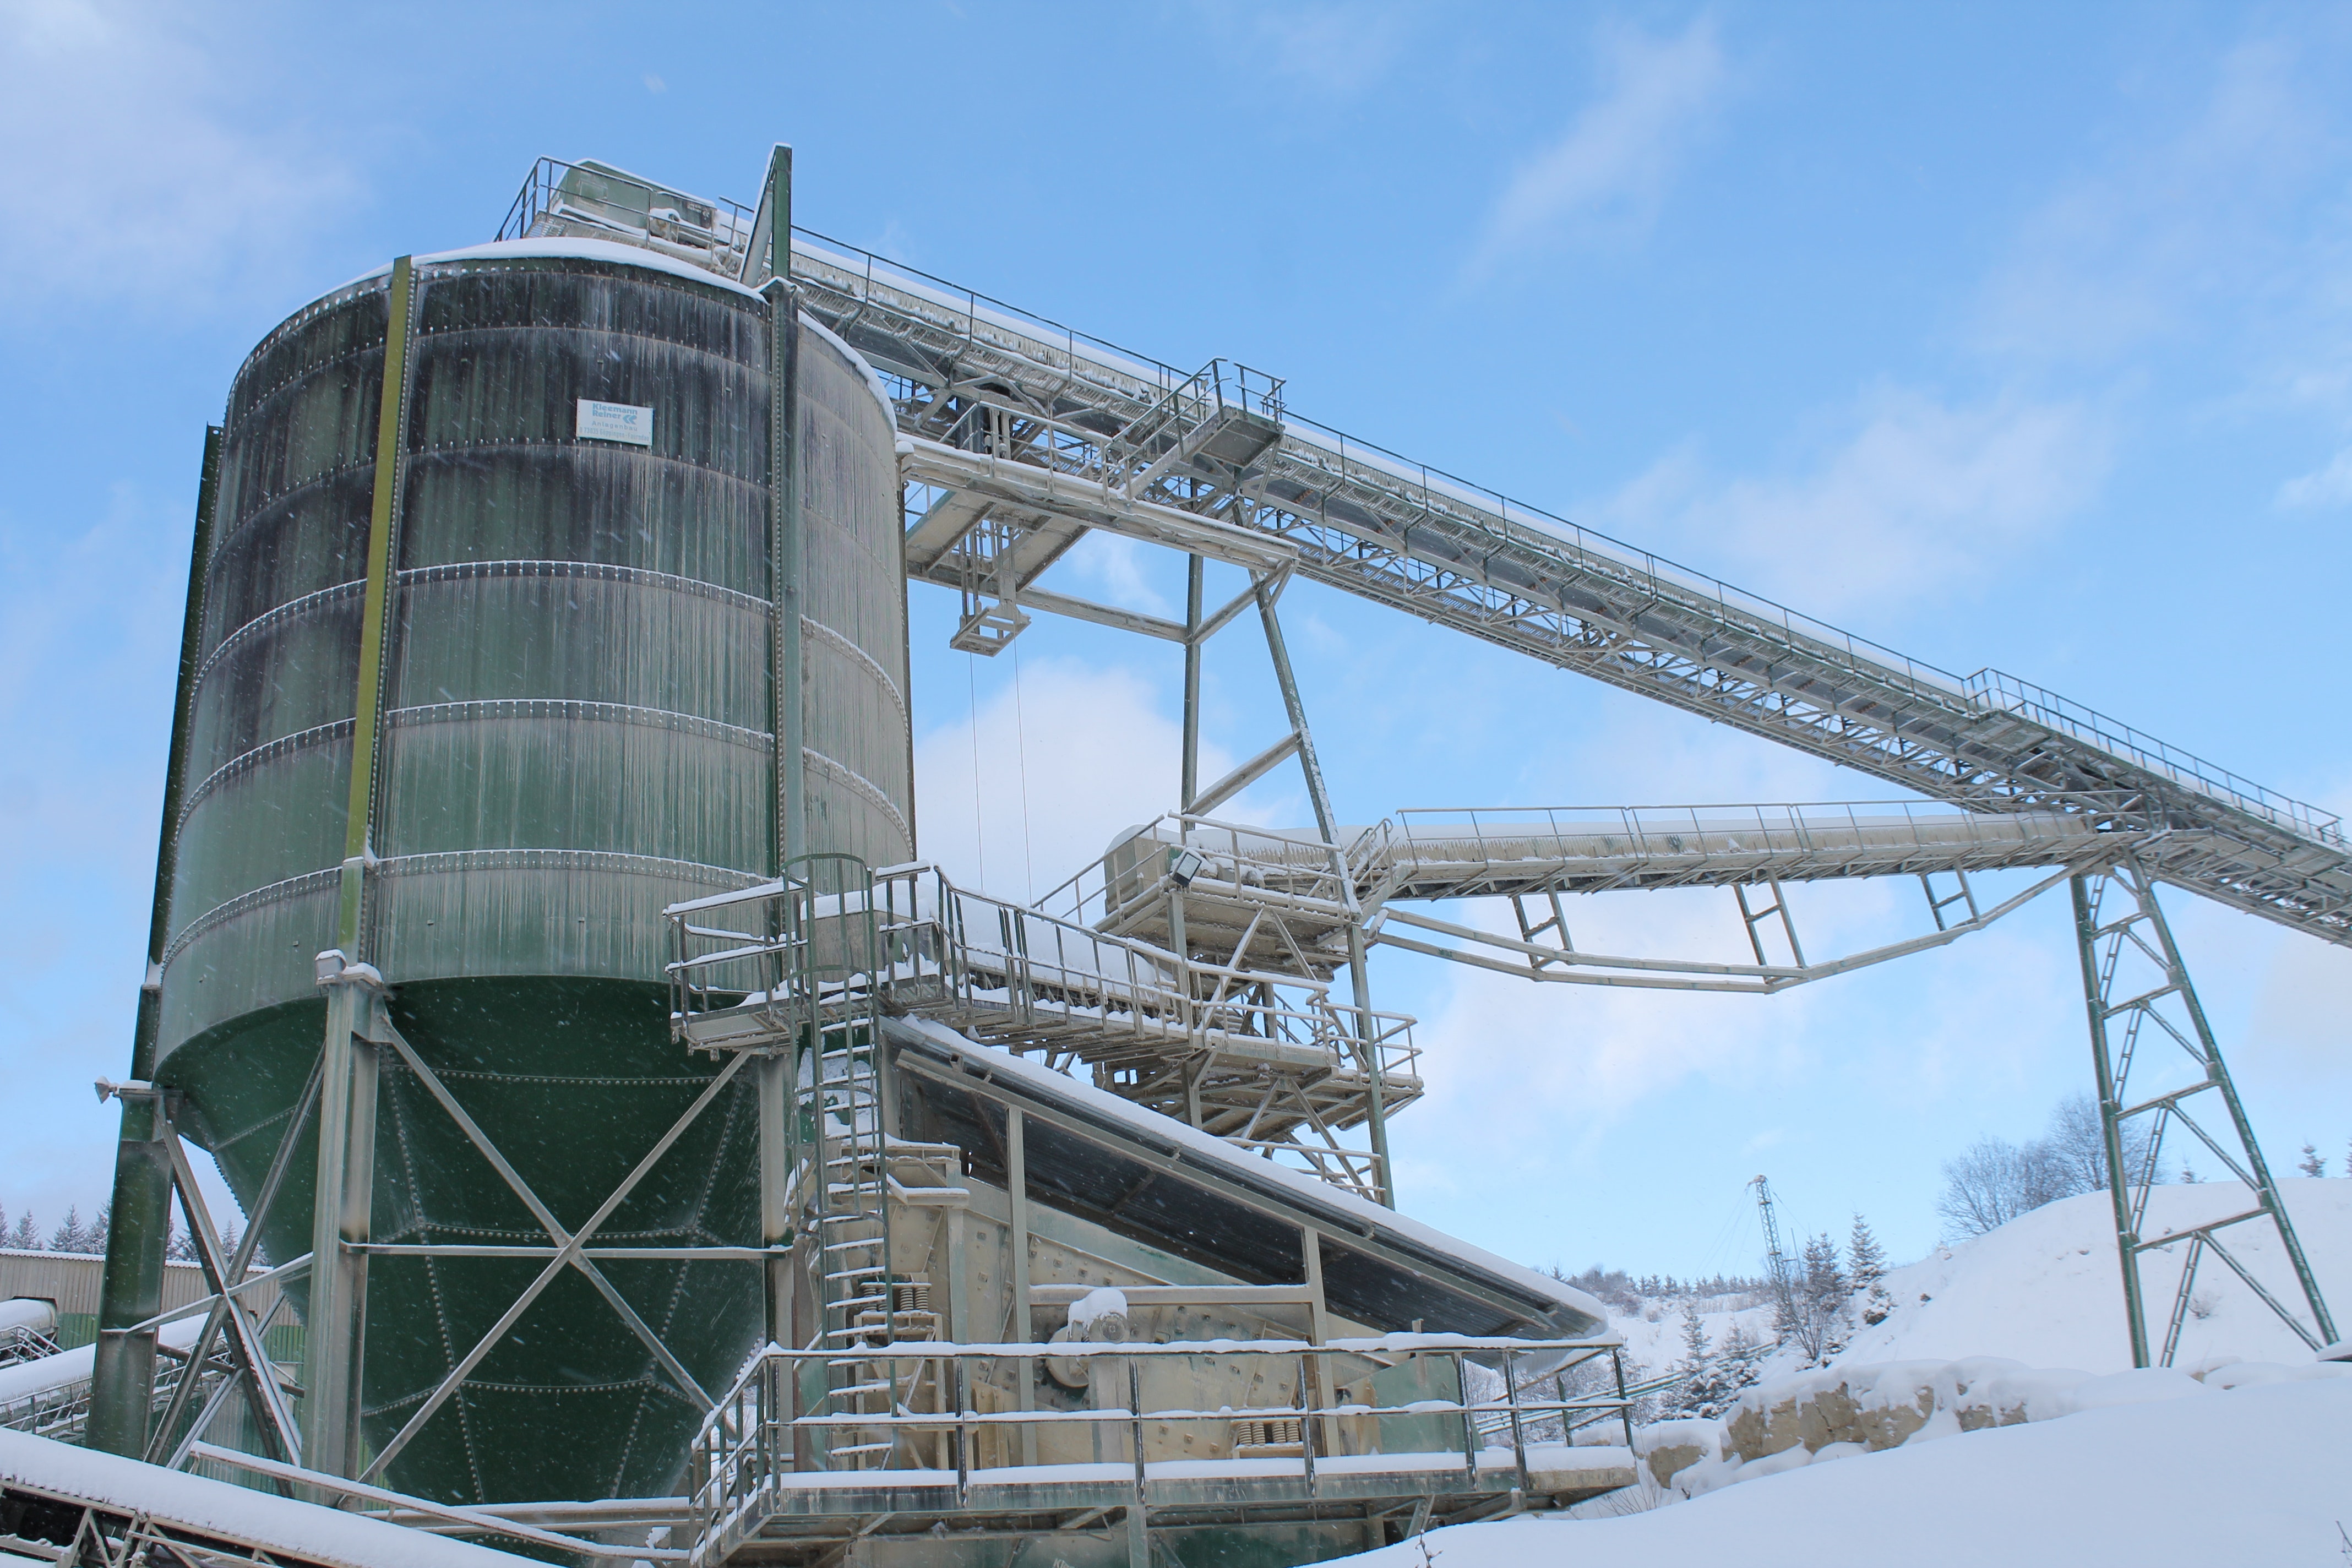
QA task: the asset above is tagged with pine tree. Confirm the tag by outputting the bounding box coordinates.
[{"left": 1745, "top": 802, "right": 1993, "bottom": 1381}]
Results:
[
  {"left": 2299, "top": 1143, "right": 2327, "bottom": 1179},
  {"left": 86, "top": 1204, "right": 109, "bottom": 1255},
  {"left": 1717, "top": 1321, "right": 1766, "bottom": 1402},
  {"left": 1679, "top": 1298, "right": 1709, "bottom": 1366},
  {"left": 4, "top": 1211, "right": 36, "bottom": 1250},
  {"left": 50, "top": 1207, "right": 88, "bottom": 1255},
  {"left": 1800, "top": 1232, "right": 1847, "bottom": 1358},
  {"left": 1849, "top": 1213, "right": 1894, "bottom": 1326}
]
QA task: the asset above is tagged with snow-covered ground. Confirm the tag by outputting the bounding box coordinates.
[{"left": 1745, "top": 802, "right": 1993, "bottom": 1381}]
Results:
[
  {"left": 1335, "top": 1179, "right": 2352, "bottom": 1566},
  {"left": 1337, "top": 1375, "right": 2352, "bottom": 1567},
  {"left": 1608, "top": 1178, "right": 2352, "bottom": 1383}
]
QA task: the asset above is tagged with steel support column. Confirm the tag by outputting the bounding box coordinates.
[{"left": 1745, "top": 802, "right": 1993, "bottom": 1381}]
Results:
[
  {"left": 1254, "top": 580, "right": 1392, "bottom": 1206},
  {"left": 303, "top": 959, "right": 383, "bottom": 1478},
  {"left": 89, "top": 425, "right": 222, "bottom": 1456},
  {"left": 2071, "top": 857, "right": 2337, "bottom": 1366}
]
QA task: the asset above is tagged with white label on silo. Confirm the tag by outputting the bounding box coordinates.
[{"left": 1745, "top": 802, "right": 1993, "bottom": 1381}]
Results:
[{"left": 576, "top": 399, "right": 654, "bottom": 446}]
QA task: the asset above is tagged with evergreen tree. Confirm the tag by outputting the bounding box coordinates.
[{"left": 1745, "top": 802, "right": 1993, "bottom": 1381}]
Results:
[
  {"left": 3, "top": 1211, "right": 36, "bottom": 1250},
  {"left": 1678, "top": 1298, "right": 1709, "bottom": 1366},
  {"left": 85, "top": 1204, "right": 109, "bottom": 1255},
  {"left": 50, "top": 1207, "right": 89, "bottom": 1254},
  {"left": 1800, "top": 1232, "right": 1847, "bottom": 1357},
  {"left": 2299, "top": 1143, "right": 2327, "bottom": 1179},
  {"left": 1716, "top": 1321, "right": 1766, "bottom": 1404},
  {"left": 1849, "top": 1213, "right": 1894, "bottom": 1326}
]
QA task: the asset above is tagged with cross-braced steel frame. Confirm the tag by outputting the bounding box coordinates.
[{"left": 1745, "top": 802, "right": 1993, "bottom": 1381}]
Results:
[{"left": 2071, "top": 855, "right": 2338, "bottom": 1366}]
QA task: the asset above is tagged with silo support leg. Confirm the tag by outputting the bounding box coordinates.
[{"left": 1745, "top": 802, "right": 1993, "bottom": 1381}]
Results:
[
  {"left": 86, "top": 1071, "right": 172, "bottom": 1457},
  {"left": 148, "top": 1057, "right": 322, "bottom": 1465},
  {"left": 302, "top": 971, "right": 381, "bottom": 1479}
]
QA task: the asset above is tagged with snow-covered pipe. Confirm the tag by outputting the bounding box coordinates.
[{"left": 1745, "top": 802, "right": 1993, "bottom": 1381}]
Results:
[{"left": 0, "top": 1299, "right": 57, "bottom": 1337}]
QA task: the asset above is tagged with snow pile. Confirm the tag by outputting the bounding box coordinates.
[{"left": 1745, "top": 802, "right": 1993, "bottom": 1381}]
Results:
[
  {"left": 1332, "top": 1376, "right": 2352, "bottom": 1567},
  {"left": 1605, "top": 1179, "right": 2352, "bottom": 1387},
  {"left": 1648, "top": 1354, "right": 2350, "bottom": 1496},
  {"left": 1832, "top": 1180, "right": 2352, "bottom": 1373}
]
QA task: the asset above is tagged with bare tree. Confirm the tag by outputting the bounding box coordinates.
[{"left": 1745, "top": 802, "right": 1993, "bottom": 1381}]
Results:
[{"left": 1939, "top": 1095, "right": 2168, "bottom": 1239}]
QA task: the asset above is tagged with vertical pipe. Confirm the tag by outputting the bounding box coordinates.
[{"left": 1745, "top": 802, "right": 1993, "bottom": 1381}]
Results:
[
  {"left": 759, "top": 1055, "right": 792, "bottom": 1348},
  {"left": 337, "top": 257, "right": 416, "bottom": 950},
  {"left": 1180, "top": 554, "right": 1204, "bottom": 808},
  {"left": 1008, "top": 1108, "right": 1035, "bottom": 1467},
  {"left": 763, "top": 149, "right": 805, "bottom": 869},
  {"left": 89, "top": 424, "right": 222, "bottom": 1457},
  {"left": 2073, "top": 873, "right": 2151, "bottom": 1369},
  {"left": 304, "top": 256, "right": 413, "bottom": 1476}
]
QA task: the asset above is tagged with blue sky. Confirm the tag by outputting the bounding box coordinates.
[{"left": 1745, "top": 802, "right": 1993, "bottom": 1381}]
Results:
[{"left": 5, "top": 1, "right": 2352, "bottom": 1297}]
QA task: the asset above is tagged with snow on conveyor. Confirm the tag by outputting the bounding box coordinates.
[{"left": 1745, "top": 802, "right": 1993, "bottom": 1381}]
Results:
[{"left": 0, "top": 1430, "right": 540, "bottom": 1568}]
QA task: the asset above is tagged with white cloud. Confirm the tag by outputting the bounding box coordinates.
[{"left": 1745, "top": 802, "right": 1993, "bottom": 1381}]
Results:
[
  {"left": 1588, "top": 386, "right": 2107, "bottom": 614},
  {"left": 1462, "top": 15, "right": 1728, "bottom": 280},
  {"left": 1256, "top": 2, "right": 1411, "bottom": 94},
  {"left": 0, "top": 0, "right": 359, "bottom": 311},
  {"left": 913, "top": 657, "right": 1260, "bottom": 903},
  {"left": 1044, "top": 532, "right": 1175, "bottom": 619},
  {"left": 2279, "top": 449, "right": 2352, "bottom": 510},
  {"left": 1977, "top": 37, "right": 2339, "bottom": 369}
]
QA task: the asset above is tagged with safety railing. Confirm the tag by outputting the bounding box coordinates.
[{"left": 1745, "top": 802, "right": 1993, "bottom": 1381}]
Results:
[
  {"left": 869, "top": 864, "right": 1417, "bottom": 1079},
  {"left": 1964, "top": 669, "right": 2345, "bottom": 847},
  {"left": 1036, "top": 814, "right": 1358, "bottom": 935},
  {"left": 1, "top": 1346, "right": 234, "bottom": 1442},
  {"left": 684, "top": 1336, "right": 1632, "bottom": 1542},
  {"left": 498, "top": 157, "right": 755, "bottom": 281}
]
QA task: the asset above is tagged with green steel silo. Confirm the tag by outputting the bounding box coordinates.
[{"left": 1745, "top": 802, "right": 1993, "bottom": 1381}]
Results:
[{"left": 146, "top": 237, "right": 908, "bottom": 1502}]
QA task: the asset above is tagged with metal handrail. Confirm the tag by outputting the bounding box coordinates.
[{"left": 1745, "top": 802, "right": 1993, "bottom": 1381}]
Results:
[{"left": 683, "top": 1336, "right": 1634, "bottom": 1543}]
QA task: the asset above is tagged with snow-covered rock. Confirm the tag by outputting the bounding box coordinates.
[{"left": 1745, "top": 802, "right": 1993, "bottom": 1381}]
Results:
[{"left": 1331, "top": 1376, "right": 2352, "bottom": 1567}]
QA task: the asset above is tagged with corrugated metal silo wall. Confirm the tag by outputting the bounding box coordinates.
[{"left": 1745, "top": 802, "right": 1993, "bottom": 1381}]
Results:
[{"left": 153, "top": 249, "right": 908, "bottom": 1504}]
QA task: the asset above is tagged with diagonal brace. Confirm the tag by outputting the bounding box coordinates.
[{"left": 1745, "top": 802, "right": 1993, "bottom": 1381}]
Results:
[
  {"left": 378, "top": 1021, "right": 714, "bottom": 1414},
  {"left": 161, "top": 1126, "right": 303, "bottom": 1467},
  {"left": 148, "top": 1055, "right": 322, "bottom": 1464},
  {"left": 360, "top": 1050, "right": 749, "bottom": 1484}
]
